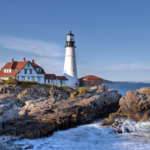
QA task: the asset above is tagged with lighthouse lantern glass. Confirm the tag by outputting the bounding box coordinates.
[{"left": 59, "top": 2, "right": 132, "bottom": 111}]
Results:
[{"left": 67, "top": 35, "right": 74, "bottom": 41}]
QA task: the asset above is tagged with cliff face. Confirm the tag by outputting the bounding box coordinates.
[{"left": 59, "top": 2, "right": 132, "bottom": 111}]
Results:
[{"left": 0, "top": 84, "right": 121, "bottom": 139}]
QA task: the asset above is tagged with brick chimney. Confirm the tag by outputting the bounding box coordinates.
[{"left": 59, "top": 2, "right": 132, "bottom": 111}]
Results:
[
  {"left": 23, "top": 57, "right": 25, "bottom": 62},
  {"left": 32, "top": 59, "right": 34, "bottom": 63},
  {"left": 11, "top": 59, "right": 14, "bottom": 63}
]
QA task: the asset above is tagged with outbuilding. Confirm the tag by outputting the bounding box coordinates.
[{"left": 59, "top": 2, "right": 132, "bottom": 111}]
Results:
[{"left": 78, "top": 75, "right": 103, "bottom": 87}]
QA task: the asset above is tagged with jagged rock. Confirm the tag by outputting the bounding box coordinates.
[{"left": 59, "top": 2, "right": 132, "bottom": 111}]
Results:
[
  {"left": 0, "top": 86, "right": 7, "bottom": 93},
  {"left": 0, "top": 85, "right": 121, "bottom": 139},
  {"left": 0, "top": 126, "right": 3, "bottom": 134},
  {"left": 24, "top": 145, "right": 33, "bottom": 149},
  {"left": 103, "top": 87, "right": 150, "bottom": 127}
]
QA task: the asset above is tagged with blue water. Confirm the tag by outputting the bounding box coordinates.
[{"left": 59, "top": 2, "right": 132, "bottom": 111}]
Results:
[
  {"left": 106, "top": 83, "right": 150, "bottom": 97},
  {"left": 13, "top": 83, "right": 150, "bottom": 150}
]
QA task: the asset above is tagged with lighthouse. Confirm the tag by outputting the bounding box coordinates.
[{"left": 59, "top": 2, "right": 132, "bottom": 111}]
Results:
[{"left": 63, "top": 31, "right": 78, "bottom": 86}]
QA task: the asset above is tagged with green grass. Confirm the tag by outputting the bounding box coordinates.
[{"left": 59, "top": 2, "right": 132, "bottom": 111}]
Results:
[
  {"left": 5, "top": 78, "right": 18, "bottom": 85},
  {"left": 3, "top": 78, "right": 75, "bottom": 91},
  {"left": 78, "top": 87, "right": 88, "bottom": 95},
  {"left": 17, "top": 80, "right": 39, "bottom": 87}
]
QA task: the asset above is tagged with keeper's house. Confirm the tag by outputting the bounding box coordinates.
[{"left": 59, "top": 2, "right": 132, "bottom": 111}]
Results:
[
  {"left": 0, "top": 58, "right": 68, "bottom": 85},
  {"left": 78, "top": 75, "right": 103, "bottom": 87}
]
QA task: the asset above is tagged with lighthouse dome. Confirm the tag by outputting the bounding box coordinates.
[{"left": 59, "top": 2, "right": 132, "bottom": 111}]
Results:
[{"left": 67, "top": 31, "right": 74, "bottom": 36}]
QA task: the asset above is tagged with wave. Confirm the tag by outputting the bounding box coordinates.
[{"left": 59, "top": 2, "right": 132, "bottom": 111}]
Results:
[{"left": 9, "top": 119, "right": 150, "bottom": 150}]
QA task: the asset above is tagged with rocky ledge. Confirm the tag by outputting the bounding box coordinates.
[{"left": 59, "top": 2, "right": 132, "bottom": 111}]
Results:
[
  {"left": 0, "top": 84, "right": 121, "bottom": 139},
  {"left": 102, "top": 87, "right": 150, "bottom": 133}
]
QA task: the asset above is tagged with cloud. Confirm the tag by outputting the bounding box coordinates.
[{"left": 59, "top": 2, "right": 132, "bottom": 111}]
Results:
[
  {"left": 77, "top": 63, "right": 150, "bottom": 80},
  {"left": 0, "top": 36, "right": 64, "bottom": 57},
  {"left": 103, "top": 63, "right": 150, "bottom": 72},
  {"left": 31, "top": 57, "right": 64, "bottom": 75}
]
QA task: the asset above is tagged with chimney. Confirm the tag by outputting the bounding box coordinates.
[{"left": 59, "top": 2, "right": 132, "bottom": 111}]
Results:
[
  {"left": 11, "top": 59, "right": 14, "bottom": 63},
  {"left": 32, "top": 59, "right": 34, "bottom": 63},
  {"left": 23, "top": 57, "right": 25, "bottom": 62}
]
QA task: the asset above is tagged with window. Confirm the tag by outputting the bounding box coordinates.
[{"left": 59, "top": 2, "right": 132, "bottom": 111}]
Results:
[
  {"left": 30, "top": 69, "right": 32, "bottom": 74},
  {"left": 22, "top": 77, "right": 25, "bottom": 81},
  {"left": 91, "top": 80, "right": 93, "bottom": 84},
  {"left": 60, "top": 80, "right": 62, "bottom": 85},
  {"left": 48, "top": 79, "right": 50, "bottom": 83},
  {"left": 28, "top": 77, "right": 30, "bottom": 80},
  {"left": 8, "top": 69, "right": 11, "bottom": 73},
  {"left": 25, "top": 69, "right": 27, "bottom": 74},
  {"left": 37, "top": 77, "right": 40, "bottom": 82},
  {"left": 28, "top": 63, "right": 30, "bottom": 67},
  {"left": 32, "top": 77, "right": 34, "bottom": 81},
  {"left": 38, "top": 68, "right": 41, "bottom": 72}
]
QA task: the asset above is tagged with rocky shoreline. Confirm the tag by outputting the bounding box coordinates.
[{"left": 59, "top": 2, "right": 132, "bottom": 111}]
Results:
[
  {"left": 1, "top": 83, "right": 150, "bottom": 149},
  {"left": 102, "top": 87, "right": 150, "bottom": 133},
  {"left": 0, "top": 84, "right": 121, "bottom": 141}
]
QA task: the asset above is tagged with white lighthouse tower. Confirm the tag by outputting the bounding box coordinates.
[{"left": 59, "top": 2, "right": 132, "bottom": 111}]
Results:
[{"left": 63, "top": 31, "right": 78, "bottom": 86}]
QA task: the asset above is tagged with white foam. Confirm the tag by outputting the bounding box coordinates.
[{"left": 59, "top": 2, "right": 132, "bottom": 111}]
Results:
[{"left": 9, "top": 119, "right": 150, "bottom": 150}]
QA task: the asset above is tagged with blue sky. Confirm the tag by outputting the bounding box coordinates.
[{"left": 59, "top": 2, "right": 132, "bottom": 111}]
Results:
[{"left": 0, "top": 0, "right": 150, "bottom": 82}]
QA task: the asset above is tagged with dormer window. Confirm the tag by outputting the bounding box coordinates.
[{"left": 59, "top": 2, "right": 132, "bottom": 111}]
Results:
[
  {"left": 28, "top": 63, "right": 30, "bottom": 67},
  {"left": 3, "top": 69, "right": 11, "bottom": 73},
  {"left": 36, "top": 68, "right": 41, "bottom": 73}
]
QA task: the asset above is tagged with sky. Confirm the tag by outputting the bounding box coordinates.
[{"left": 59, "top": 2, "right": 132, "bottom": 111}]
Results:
[{"left": 0, "top": 0, "right": 150, "bottom": 82}]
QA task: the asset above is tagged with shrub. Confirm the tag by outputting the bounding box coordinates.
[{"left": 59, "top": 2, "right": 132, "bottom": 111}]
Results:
[
  {"left": 73, "top": 90, "right": 79, "bottom": 96},
  {"left": 0, "top": 79, "right": 5, "bottom": 85},
  {"left": 70, "top": 93, "right": 75, "bottom": 99},
  {"left": 78, "top": 87, "right": 87, "bottom": 95},
  {"left": 18, "top": 81, "right": 39, "bottom": 87},
  {"left": 56, "top": 86, "right": 66, "bottom": 91},
  {"left": 5, "top": 78, "right": 18, "bottom": 85}
]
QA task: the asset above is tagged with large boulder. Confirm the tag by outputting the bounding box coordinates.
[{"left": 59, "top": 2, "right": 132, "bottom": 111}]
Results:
[{"left": 103, "top": 87, "right": 150, "bottom": 127}]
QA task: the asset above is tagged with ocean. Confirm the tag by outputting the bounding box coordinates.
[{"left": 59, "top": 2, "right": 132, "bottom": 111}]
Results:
[{"left": 12, "top": 83, "right": 150, "bottom": 150}]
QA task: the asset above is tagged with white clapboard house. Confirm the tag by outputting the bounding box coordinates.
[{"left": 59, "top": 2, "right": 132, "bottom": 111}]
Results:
[{"left": 0, "top": 58, "right": 68, "bottom": 85}]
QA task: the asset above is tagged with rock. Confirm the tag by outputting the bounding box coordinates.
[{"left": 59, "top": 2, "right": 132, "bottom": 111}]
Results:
[
  {"left": 0, "top": 126, "right": 3, "bottom": 134},
  {"left": 24, "top": 145, "right": 33, "bottom": 149},
  {"left": 0, "top": 86, "right": 7, "bottom": 93},
  {"left": 102, "top": 119, "right": 114, "bottom": 126},
  {"left": 103, "top": 87, "right": 150, "bottom": 127},
  {"left": 0, "top": 85, "right": 121, "bottom": 139}
]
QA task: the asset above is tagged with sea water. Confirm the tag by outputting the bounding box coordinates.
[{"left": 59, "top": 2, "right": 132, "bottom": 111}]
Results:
[{"left": 13, "top": 83, "right": 150, "bottom": 150}]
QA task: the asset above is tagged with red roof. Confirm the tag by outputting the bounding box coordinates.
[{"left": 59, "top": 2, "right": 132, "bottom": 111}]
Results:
[
  {"left": 79, "top": 75, "right": 103, "bottom": 80},
  {"left": 56, "top": 76, "right": 68, "bottom": 80},
  {"left": 32, "top": 63, "right": 45, "bottom": 74},
  {"left": 0, "top": 60, "right": 46, "bottom": 77},
  {"left": 45, "top": 74, "right": 56, "bottom": 79},
  {"left": 0, "top": 61, "right": 29, "bottom": 77}
]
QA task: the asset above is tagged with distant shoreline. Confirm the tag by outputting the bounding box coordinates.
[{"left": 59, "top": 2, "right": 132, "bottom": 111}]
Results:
[{"left": 103, "top": 79, "right": 150, "bottom": 84}]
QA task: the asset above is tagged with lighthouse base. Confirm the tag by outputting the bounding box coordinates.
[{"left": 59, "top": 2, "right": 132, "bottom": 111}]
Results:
[{"left": 63, "top": 73, "right": 78, "bottom": 87}]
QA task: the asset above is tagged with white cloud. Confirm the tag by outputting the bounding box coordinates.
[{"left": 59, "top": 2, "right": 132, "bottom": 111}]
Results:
[
  {"left": 103, "top": 63, "right": 150, "bottom": 72},
  {"left": 0, "top": 36, "right": 63, "bottom": 57},
  {"left": 31, "top": 57, "right": 64, "bottom": 75},
  {"left": 77, "top": 63, "right": 150, "bottom": 81}
]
